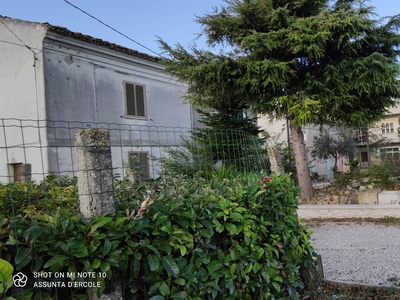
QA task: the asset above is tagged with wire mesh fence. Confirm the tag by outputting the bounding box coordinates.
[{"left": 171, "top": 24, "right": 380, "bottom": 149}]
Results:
[
  {"left": 0, "top": 118, "right": 267, "bottom": 183},
  {"left": 0, "top": 118, "right": 269, "bottom": 299}
]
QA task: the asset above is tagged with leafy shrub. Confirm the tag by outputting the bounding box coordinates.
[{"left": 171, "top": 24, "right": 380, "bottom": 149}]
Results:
[
  {"left": 330, "top": 171, "right": 353, "bottom": 188},
  {"left": 369, "top": 156, "right": 400, "bottom": 190},
  {"left": 0, "top": 174, "right": 79, "bottom": 217},
  {"left": 1, "top": 172, "right": 316, "bottom": 299},
  {"left": 123, "top": 172, "right": 316, "bottom": 299},
  {"left": 0, "top": 258, "right": 14, "bottom": 298}
]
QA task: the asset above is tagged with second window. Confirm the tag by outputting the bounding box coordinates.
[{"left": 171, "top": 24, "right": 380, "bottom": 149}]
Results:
[{"left": 125, "top": 82, "right": 146, "bottom": 118}]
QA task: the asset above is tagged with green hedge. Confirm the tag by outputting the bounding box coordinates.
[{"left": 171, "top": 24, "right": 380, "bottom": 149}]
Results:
[{"left": 0, "top": 172, "right": 316, "bottom": 299}]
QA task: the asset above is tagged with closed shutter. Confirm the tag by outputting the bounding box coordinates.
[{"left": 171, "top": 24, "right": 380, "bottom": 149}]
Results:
[
  {"left": 135, "top": 85, "right": 145, "bottom": 117},
  {"left": 129, "top": 152, "right": 149, "bottom": 181},
  {"left": 126, "top": 83, "right": 136, "bottom": 116},
  {"left": 125, "top": 83, "right": 146, "bottom": 117}
]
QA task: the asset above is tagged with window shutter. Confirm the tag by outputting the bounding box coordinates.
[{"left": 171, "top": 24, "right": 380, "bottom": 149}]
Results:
[
  {"left": 139, "top": 153, "right": 148, "bottom": 174},
  {"left": 129, "top": 152, "right": 149, "bottom": 181},
  {"left": 126, "top": 83, "right": 136, "bottom": 116},
  {"left": 135, "top": 85, "right": 145, "bottom": 117}
]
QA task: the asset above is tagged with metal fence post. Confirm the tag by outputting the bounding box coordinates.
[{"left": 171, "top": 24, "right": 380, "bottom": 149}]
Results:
[{"left": 74, "top": 129, "right": 122, "bottom": 300}]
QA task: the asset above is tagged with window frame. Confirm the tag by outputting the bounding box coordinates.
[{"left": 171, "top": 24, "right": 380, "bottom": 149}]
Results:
[
  {"left": 381, "top": 122, "right": 394, "bottom": 134},
  {"left": 124, "top": 82, "right": 147, "bottom": 119},
  {"left": 360, "top": 151, "right": 369, "bottom": 162},
  {"left": 381, "top": 147, "right": 399, "bottom": 159},
  {"left": 128, "top": 151, "right": 150, "bottom": 181}
]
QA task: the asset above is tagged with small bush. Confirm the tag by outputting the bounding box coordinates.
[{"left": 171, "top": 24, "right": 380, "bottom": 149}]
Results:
[
  {"left": 369, "top": 156, "right": 400, "bottom": 190},
  {"left": 331, "top": 171, "right": 353, "bottom": 188},
  {"left": 0, "top": 174, "right": 79, "bottom": 217}
]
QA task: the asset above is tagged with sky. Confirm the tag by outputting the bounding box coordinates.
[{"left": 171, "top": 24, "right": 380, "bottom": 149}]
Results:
[{"left": 1, "top": 0, "right": 399, "bottom": 57}]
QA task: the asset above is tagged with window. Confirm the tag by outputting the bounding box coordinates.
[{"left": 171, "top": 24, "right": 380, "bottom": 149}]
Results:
[
  {"left": 128, "top": 152, "right": 149, "bottom": 181},
  {"left": 381, "top": 122, "right": 394, "bottom": 134},
  {"left": 8, "top": 163, "right": 31, "bottom": 182},
  {"left": 355, "top": 128, "right": 368, "bottom": 143},
  {"left": 125, "top": 83, "right": 146, "bottom": 118},
  {"left": 232, "top": 110, "right": 248, "bottom": 122},
  {"left": 360, "top": 151, "right": 369, "bottom": 162},
  {"left": 381, "top": 147, "right": 399, "bottom": 159}
]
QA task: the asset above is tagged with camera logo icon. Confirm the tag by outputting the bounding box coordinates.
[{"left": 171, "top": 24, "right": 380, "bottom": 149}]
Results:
[{"left": 13, "top": 272, "right": 28, "bottom": 288}]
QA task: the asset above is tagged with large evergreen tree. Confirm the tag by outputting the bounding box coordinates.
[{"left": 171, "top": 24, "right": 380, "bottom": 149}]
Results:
[{"left": 159, "top": 0, "right": 400, "bottom": 198}]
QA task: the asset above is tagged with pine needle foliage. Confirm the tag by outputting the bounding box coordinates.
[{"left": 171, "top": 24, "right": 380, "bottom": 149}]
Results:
[
  {"left": 159, "top": 0, "right": 400, "bottom": 197},
  {"left": 160, "top": 0, "right": 400, "bottom": 126}
]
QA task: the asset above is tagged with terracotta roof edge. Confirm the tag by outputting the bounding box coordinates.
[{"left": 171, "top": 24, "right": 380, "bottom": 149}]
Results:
[{"left": 0, "top": 15, "right": 161, "bottom": 63}]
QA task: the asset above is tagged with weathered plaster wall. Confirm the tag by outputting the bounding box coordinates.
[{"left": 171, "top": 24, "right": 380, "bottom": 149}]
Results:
[
  {"left": 0, "top": 17, "right": 48, "bottom": 182},
  {"left": 42, "top": 33, "right": 193, "bottom": 177},
  {"left": 43, "top": 33, "right": 190, "bottom": 127}
]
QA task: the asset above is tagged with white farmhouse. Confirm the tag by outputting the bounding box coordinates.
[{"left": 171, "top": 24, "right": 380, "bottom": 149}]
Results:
[{"left": 0, "top": 16, "right": 197, "bottom": 182}]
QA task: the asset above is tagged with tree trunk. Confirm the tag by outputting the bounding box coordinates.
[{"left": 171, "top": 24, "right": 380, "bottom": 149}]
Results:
[
  {"left": 289, "top": 121, "right": 314, "bottom": 199},
  {"left": 366, "top": 129, "right": 372, "bottom": 168},
  {"left": 333, "top": 154, "right": 338, "bottom": 172}
]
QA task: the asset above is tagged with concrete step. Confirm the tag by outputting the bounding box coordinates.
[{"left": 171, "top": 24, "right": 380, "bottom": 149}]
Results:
[{"left": 297, "top": 204, "right": 400, "bottom": 219}]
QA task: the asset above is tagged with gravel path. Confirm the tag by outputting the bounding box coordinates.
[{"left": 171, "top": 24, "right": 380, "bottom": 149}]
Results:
[{"left": 308, "top": 222, "right": 400, "bottom": 287}]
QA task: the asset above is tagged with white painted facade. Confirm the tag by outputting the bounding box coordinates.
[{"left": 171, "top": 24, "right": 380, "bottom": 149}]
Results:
[
  {"left": 259, "top": 102, "right": 400, "bottom": 180},
  {"left": 258, "top": 115, "right": 348, "bottom": 180}
]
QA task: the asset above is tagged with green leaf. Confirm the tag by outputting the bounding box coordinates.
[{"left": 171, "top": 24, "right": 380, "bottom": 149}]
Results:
[
  {"left": 230, "top": 249, "right": 236, "bottom": 260},
  {"left": 31, "top": 256, "right": 43, "bottom": 272},
  {"left": 149, "top": 296, "right": 164, "bottom": 300},
  {"left": 44, "top": 255, "right": 70, "bottom": 268},
  {"left": 160, "top": 220, "right": 171, "bottom": 234},
  {"left": 244, "top": 263, "right": 253, "bottom": 274},
  {"left": 68, "top": 264, "right": 77, "bottom": 279},
  {"left": 131, "top": 259, "right": 140, "bottom": 279},
  {"left": 159, "top": 282, "right": 170, "bottom": 297},
  {"left": 172, "top": 278, "right": 185, "bottom": 286},
  {"left": 133, "top": 251, "right": 142, "bottom": 260},
  {"left": 225, "top": 278, "right": 235, "bottom": 295},
  {"left": 272, "top": 281, "right": 281, "bottom": 293},
  {"left": 256, "top": 247, "right": 265, "bottom": 260},
  {"left": 89, "top": 216, "right": 113, "bottom": 235},
  {"left": 148, "top": 254, "right": 160, "bottom": 271},
  {"left": 230, "top": 212, "right": 243, "bottom": 221},
  {"left": 149, "top": 282, "right": 161, "bottom": 294},
  {"left": 101, "top": 261, "right": 110, "bottom": 272},
  {"left": 24, "top": 226, "right": 48, "bottom": 243},
  {"left": 92, "top": 233, "right": 107, "bottom": 240},
  {"left": 225, "top": 223, "right": 237, "bottom": 235},
  {"left": 146, "top": 244, "right": 160, "bottom": 256},
  {"left": 15, "top": 247, "right": 31, "bottom": 264},
  {"left": 199, "top": 228, "right": 213, "bottom": 238},
  {"left": 230, "top": 263, "right": 237, "bottom": 277},
  {"left": 91, "top": 258, "right": 101, "bottom": 269},
  {"left": 171, "top": 291, "right": 187, "bottom": 299},
  {"left": 179, "top": 245, "right": 186, "bottom": 256},
  {"left": 253, "top": 262, "right": 261, "bottom": 273},
  {"left": 0, "top": 259, "right": 13, "bottom": 294},
  {"left": 207, "top": 260, "right": 222, "bottom": 274},
  {"left": 33, "top": 214, "right": 54, "bottom": 224},
  {"left": 162, "top": 257, "right": 179, "bottom": 278},
  {"left": 102, "top": 239, "right": 112, "bottom": 257}
]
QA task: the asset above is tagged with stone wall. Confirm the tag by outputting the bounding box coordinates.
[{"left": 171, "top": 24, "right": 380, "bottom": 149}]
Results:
[{"left": 302, "top": 181, "right": 380, "bottom": 205}]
